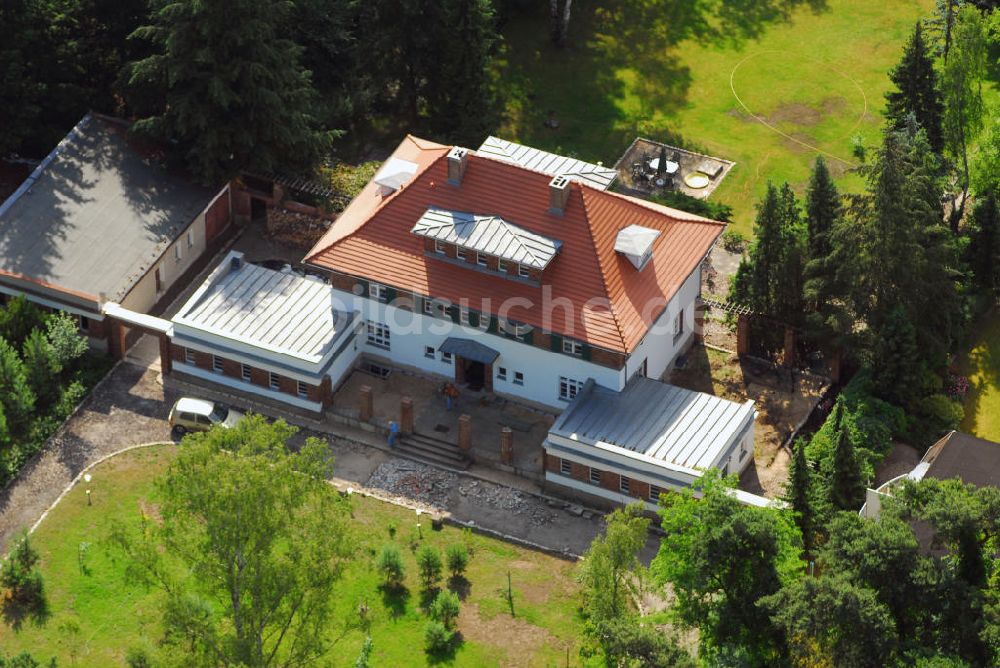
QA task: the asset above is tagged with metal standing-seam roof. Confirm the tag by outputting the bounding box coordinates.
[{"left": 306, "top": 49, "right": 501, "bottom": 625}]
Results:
[
  {"left": 173, "top": 252, "right": 354, "bottom": 363},
  {"left": 411, "top": 207, "right": 563, "bottom": 270},
  {"left": 551, "top": 377, "right": 755, "bottom": 471},
  {"left": 477, "top": 136, "right": 618, "bottom": 190}
]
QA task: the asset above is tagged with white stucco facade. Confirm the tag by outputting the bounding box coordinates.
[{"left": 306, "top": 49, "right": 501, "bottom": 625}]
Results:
[{"left": 623, "top": 265, "right": 701, "bottom": 382}]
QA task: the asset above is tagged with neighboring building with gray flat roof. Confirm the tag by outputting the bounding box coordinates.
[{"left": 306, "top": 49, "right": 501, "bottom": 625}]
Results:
[{"left": 0, "top": 113, "right": 231, "bottom": 352}]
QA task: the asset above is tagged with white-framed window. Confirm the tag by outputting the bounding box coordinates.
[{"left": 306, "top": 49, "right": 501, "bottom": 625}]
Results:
[
  {"left": 497, "top": 366, "right": 507, "bottom": 381},
  {"left": 434, "top": 240, "right": 446, "bottom": 254},
  {"left": 297, "top": 380, "right": 309, "bottom": 398},
  {"left": 366, "top": 321, "right": 391, "bottom": 349},
  {"left": 562, "top": 339, "right": 582, "bottom": 356},
  {"left": 241, "top": 364, "right": 252, "bottom": 382},
  {"left": 518, "top": 264, "right": 530, "bottom": 278},
  {"left": 369, "top": 282, "right": 388, "bottom": 303},
  {"left": 649, "top": 485, "right": 663, "bottom": 503},
  {"left": 476, "top": 252, "right": 488, "bottom": 267},
  {"left": 478, "top": 313, "right": 490, "bottom": 331},
  {"left": 174, "top": 244, "right": 183, "bottom": 262},
  {"left": 673, "top": 310, "right": 684, "bottom": 339},
  {"left": 269, "top": 372, "right": 281, "bottom": 391},
  {"left": 212, "top": 355, "right": 224, "bottom": 373},
  {"left": 460, "top": 308, "right": 470, "bottom": 326},
  {"left": 186, "top": 230, "right": 194, "bottom": 248},
  {"left": 441, "top": 351, "right": 453, "bottom": 364},
  {"left": 184, "top": 348, "right": 196, "bottom": 365},
  {"left": 559, "top": 459, "right": 572, "bottom": 476},
  {"left": 559, "top": 376, "right": 584, "bottom": 401},
  {"left": 423, "top": 299, "right": 434, "bottom": 316},
  {"left": 497, "top": 259, "right": 508, "bottom": 273},
  {"left": 499, "top": 319, "right": 528, "bottom": 340},
  {"left": 620, "top": 476, "right": 630, "bottom": 494},
  {"left": 589, "top": 467, "right": 601, "bottom": 486},
  {"left": 424, "top": 345, "right": 435, "bottom": 359},
  {"left": 456, "top": 247, "right": 467, "bottom": 261},
  {"left": 513, "top": 371, "right": 524, "bottom": 385}
]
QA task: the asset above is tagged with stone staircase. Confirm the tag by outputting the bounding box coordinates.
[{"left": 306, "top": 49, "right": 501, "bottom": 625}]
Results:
[{"left": 396, "top": 432, "right": 470, "bottom": 470}]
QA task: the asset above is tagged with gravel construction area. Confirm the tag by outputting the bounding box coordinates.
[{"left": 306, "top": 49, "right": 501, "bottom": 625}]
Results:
[{"left": 0, "top": 362, "right": 175, "bottom": 552}]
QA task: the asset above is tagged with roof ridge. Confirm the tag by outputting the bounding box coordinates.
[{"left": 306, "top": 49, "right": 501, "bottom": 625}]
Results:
[
  {"left": 577, "top": 186, "right": 630, "bottom": 352},
  {"left": 597, "top": 187, "right": 726, "bottom": 226}
]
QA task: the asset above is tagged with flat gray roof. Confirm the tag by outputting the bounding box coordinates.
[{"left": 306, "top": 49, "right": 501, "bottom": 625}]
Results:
[
  {"left": 173, "top": 252, "right": 354, "bottom": 364},
  {"left": 550, "top": 377, "right": 755, "bottom": 471},
  {"left": 477, "top": 136, "right": 617, "bottom": 190},
  {"left": 0, "top": 114, "right": 216, "bottom": 301},
  {"left": 412, "top": 207, "right": 562, "bottom": 270}
]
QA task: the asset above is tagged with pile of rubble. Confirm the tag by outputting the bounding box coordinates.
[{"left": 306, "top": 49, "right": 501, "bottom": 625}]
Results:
[
  {"left": 265, "top": 208, "right": 332, "bottom": 250},
  {"left": 457, "top": 479, "right": 558, "bottom": 527},
  {"left": 366, "top": 460, "right": 456, "bottom": 509}
]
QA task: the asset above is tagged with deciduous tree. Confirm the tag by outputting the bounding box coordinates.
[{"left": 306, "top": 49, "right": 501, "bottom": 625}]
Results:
[
  {"left": 577, "top": 502, "right": 649, "bottom": 624},
  {"left": 108, "top": 416, "right": 351, "bottom": 666}
]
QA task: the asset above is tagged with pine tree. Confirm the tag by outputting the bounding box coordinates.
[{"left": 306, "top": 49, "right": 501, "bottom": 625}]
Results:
[
  {"left": 805, "top": 157, "right": 841, "bottom": 261},
  {"left": 871, "top": 306, "right": 925, "bottom": 407},
  {"left": 126, "top": 0, "right": 328, "bottom": 184},
  {"left": 0, "top": 338, "right": 35, "bottom": 434},
  {"left": 784, "top": 440, "right": 815, "bottom": 555},
  {"left": 886, "top": 23, "right": 945, "bottom": 153},
  {"left": 830, "top": 425, "right": 866, "bottom": 511},
  {"left": 22, "top": 330, "right": 58, "bottom": 410},
  {"left": 426, "top": 0, "right": 499, "bottom": 145},
  {"left": 967, "top": 191, "right": 1000, "bottom": 293}
]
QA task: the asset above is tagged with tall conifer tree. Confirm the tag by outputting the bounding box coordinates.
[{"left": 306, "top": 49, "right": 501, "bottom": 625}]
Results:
[
  {"left": 886, "top": 23, "right": 944, "bottom": 154},
  {"left": 126, "top": 0, "right": 327, "bottom": 184},
  {"left": 830, "top": 425, "right": 866, "bottom": 511},
  {"left": 785, "top": 440, "right": 815, "bottom": 555}
]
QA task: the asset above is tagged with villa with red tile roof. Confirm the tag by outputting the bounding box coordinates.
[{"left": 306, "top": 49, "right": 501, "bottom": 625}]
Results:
[{"left": 168, "top": 135, "right": 758, "bottom": 507}]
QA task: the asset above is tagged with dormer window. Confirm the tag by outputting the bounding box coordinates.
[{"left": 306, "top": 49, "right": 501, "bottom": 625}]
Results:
[
  {"left": 434, "top": 240, "right": 447, "bottom": 254},
  {"left": 614, "top": 224, "right": 661, "bottom": 271},
  {"left": 562, "top": 338, "right": 583, "bottom": 356},
  {"left": 369, "top": 282, "right": 388, "bottom": 303}
]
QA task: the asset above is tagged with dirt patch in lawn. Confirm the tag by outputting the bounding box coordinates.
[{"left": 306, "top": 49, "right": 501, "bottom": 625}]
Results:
[
  {"left": 668, "top": 345, "right": 828, "bottom": 498},
  {"left": 459, "top": 604, "right": 553, "bottom": 666},
  {"left": 768, "top": 102, "right": 823, "bottom": 127}
]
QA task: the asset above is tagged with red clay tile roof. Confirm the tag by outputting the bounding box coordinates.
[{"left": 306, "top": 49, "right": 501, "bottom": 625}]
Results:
[{"left": 305, "top": 137, "right": 724, "bottom": 354}]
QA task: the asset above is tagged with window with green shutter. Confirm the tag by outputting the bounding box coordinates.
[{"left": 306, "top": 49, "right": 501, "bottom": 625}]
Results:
[{"left": 550, "top": 333, "right": 563, "bottom": 352}]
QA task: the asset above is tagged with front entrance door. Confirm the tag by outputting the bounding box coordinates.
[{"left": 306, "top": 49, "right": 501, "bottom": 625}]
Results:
[{"left": 462, "top": 358, "right": 485, "bottom": 391}]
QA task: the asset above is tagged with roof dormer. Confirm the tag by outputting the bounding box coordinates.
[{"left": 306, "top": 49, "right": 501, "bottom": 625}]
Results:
[
  {"left": 373, "top": 157, "right": 419, "bottom": 195},
  {"left": 614, "top": 224, "right": 661, "bottom": 271}
]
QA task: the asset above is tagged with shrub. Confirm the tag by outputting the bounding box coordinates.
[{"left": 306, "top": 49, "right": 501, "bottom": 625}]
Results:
[
  {"left": 721, "top": 229, "right": 747, "bottom": 253},
  {"left": 430, "top": 589, "right": 461, "bottom": 629},
  {"left": 0, "top": 532, "right": 43, "bottom": 606},
  {"left": 911, "top": 394, "right": 964, "bottom": 441},
  {"left": 445, "top": 543, "right": 469, "bottom": 578},
  {"left": 376, "top": 545, "right": 405, "bottom": 587},
  {"left": 424, "top": 620, "right": 453, "bottom": 654},
  {"left": 353, "top": 636, "right": 373, "bottom": 668},
  {"left": 125, "top": 646, "right": 152, "bottom": 668},
  {"left": 650, "top": 190, "right": 734, "bottom": 222},
  {"left": 416, "top": 546, "right": 442, "bottom": 588}
]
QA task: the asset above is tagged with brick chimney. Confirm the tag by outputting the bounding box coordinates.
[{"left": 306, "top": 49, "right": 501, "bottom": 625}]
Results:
[
  {"left": 447, "top": 147, "right": 469, "bottom": 185},
  {"left": 549, "top": 175, "right": 570, "bottom": 215}
]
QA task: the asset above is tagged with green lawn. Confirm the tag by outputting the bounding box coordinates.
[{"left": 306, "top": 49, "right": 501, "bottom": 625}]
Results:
[
  {"left": 496, "top": 0, "right": 933, "bottom": 235},
  {"left": 0, "top": 446, "right": 586, "bottom": 667},
  {"left": 957, "top": 307, "right": 1000, "bottom": 442}
]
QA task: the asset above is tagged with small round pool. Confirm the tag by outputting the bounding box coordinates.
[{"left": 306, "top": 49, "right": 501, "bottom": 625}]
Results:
[{"left": 684, "top": 172, "right": 711, "bottom": 189}]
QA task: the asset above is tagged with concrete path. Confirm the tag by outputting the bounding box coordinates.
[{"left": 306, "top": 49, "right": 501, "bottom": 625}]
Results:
[{"left": 0, "top": 358, "right": 661, "bottom": 561}]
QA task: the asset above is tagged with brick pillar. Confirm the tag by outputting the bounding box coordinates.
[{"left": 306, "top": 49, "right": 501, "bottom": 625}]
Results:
[
  {"left": 400, "top": 396, "right": 414, "bottom": 434},
  {"left": 736, "top": 314, "right": 750, "bottom": 356},
  {"left": 158, "top": 334, "right": 172, "bottom": 374},
  {"left": 484, "top": 364, "right": 494, "bottom": 392},
  {"left": 455, "top": 357, "right": 465, "bottom": 384},
  {"left": 458, "top": 414, "right": 472, "bottom": 452},
  {"left": 359, "top": 385, "right": 373, "bottom": 422},
  {"left": 694, "top": 302, "right": 708, "bottom": 341},
  {"left": 499, "top": 427, "right": 513, "bottom": 465},
  {"left": 782, "top": 327, "right": 797, "bottom": 368},
  {"left": 829, "top": 348, "right": 843, "bottom": 383},
  {"left": 108, "top": 319, "right": 127, "bottom": 360}
]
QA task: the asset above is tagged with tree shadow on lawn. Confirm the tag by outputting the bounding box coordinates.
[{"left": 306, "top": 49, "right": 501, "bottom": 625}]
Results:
[
  {"left": 378, "top": 582, "right": 410, "bottom": 620},
  {"left": 498, "top": 0, "right": 829, "bottom": 160},
  {"left": 1, "top": 590, "right": 51, "bottom": 631},
  {"left": 447, "top": 575, "right": 471, "bottom": 601}
]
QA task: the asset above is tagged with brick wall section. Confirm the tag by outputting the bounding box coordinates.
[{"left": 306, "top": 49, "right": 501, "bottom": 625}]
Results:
[
  {"left": 600, "top": 470, "right": 620, "bottom": 493},
  {"left": 545, "top": 454, "right": 560, "bottom": 472},
  {"left": 629, "top": 478, "right": 651, "bottom": 502},
  {"left": 546, "top": 453, "right": 657, "bottom": 503}
]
